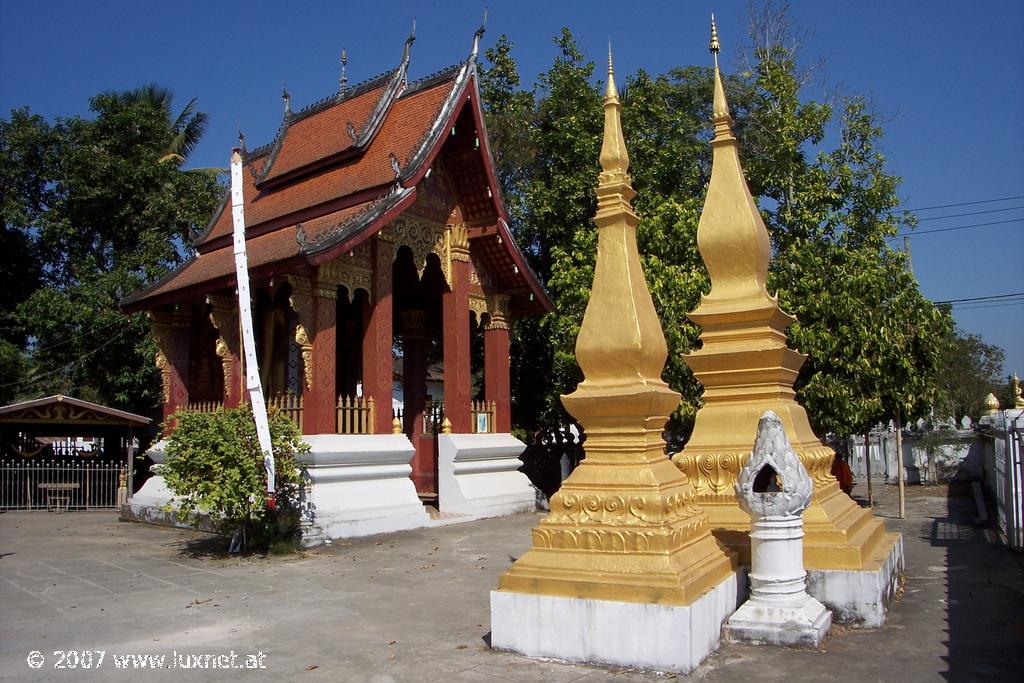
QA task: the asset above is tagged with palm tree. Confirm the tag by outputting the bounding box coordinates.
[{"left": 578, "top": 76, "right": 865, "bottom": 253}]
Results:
[{"left": 104, "top": 84, "right": 223, "bottom": 175}]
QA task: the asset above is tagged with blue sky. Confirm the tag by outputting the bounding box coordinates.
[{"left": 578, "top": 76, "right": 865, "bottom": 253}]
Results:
[{"left": 2, "top": 0, "right": 1022, "bottom": 379}]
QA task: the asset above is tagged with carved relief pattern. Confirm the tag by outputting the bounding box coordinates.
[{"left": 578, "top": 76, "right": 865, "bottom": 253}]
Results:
[
  {"left": 155, "top": 350, "right": 170, "bottom": 403},
  {"left": 531, "top": 484, "right": 709, "bottom": 554},
  {"left": 485, "top": 294, "right": 510, "bottom": 330},
  {"left": 380, "top": 217, "right": 449, "bottom": 286},
  {"left": 286, "top": 275, "right": 314, "bottom": 332},
  {"left": 208, "top": 298, "right": 239, "bottom": 399},
  {"left": 448, "top": 223, "right": 470, "bottom": 262},
  {"left": 673, "top": 444, "right": 837, "bottom": 503},
  {"left": 294, "top": 324, "right": 313, "bottom": 390},
  {"left": 319, "top": 259, "right": 372, "bottom": 302},
  {"left": 468, "top": 294, "right": 488, "bottom": 325}
]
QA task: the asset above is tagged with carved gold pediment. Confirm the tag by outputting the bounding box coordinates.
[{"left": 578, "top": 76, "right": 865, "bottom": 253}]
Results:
[{"left": 379, "top": 217, "right": 450, "bottom": 286}]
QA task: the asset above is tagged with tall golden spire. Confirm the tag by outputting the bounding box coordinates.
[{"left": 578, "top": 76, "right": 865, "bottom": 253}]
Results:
[
  {"left": 698, "top": 18, "right": 773, "bottom": 310},
  {"left": 673, "top": 23, "right": 899, "bottom": 574},
  {"left": 495, "top": 46, "right": 734, "bottom": 607}
]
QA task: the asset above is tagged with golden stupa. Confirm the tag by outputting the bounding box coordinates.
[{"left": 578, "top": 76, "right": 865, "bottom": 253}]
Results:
[
  {"left": 672, "top": 19, "right": 899, "bottom": 571},
  {"left": 496, "top": 49, "right": 735, "bottom": 605}
]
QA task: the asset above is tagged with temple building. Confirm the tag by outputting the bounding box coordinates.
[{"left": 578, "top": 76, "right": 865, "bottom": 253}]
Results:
[{"left": 121, "top": 27, "right": 550, "bottom": 505}]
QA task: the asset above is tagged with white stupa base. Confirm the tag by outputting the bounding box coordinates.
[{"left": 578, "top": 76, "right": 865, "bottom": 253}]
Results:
[
  {"left": 806, "top": 533, "right": 904, "bottom": 627},
  {"left": 724, "top": 594, "right": 831, "bottom": 647},
  {"left": 490, "top": 572, "right": 739, "bottom": 673}
]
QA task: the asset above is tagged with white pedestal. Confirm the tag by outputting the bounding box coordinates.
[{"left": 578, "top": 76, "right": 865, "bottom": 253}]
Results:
[
  {"left": 490, "top": 572, "right": 739, "bottom": 674},
  {"left": 299, "top": 434, "right": 430, "bottom": 540},
  {"left": 724, "top": 593, "right": 831, "bottom": 647},
  {"left": 437, "top": 433, "right": 535, "bottom": 518},
  {"left": 806, "top": 533, "right": 904, "bottom": 627}
]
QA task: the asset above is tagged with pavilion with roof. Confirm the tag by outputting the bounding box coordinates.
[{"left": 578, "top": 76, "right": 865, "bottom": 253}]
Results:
[{"left": 121, "top": 25, "right": 550, "bottom": 507}]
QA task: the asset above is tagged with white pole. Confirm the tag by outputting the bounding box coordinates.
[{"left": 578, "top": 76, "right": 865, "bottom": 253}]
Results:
[
  {"left": 230, "top": 149, "right": 276, "bottom": 502},
  {"left": 896, "top": 408, "right": 905, "bottom": 519}
]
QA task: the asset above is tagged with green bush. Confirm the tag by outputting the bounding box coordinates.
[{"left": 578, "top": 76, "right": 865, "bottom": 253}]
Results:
[{"left": 162, "top": 405, "right": 309, "bottom": 552}]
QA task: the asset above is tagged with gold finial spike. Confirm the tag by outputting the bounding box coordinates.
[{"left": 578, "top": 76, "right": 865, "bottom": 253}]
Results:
[
  {"left": 710, "top": 14, "right": 720, "bottom": 69},
  {"left": 1013, "top": 373, "right": 1023, "bottom": 408},
  {"left": 598, "top": 44, "right": 628, "bottom": 175},
  {"left": 441, "top": 417, "right": 453, "bottom": 434},
  {"left": 392, "top": 416, "right": 403, "bottom": 434}
]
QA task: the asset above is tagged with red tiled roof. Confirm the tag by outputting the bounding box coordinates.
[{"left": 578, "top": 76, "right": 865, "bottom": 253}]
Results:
[
  {"left": 124, "top": 201, "right": 381, "bottom": 307},
  {"left": 262, "top": 84, "right": 387, "bottom": 182},
  {"left": 197, "top": 79, "right": 455, "bottom": 250}
]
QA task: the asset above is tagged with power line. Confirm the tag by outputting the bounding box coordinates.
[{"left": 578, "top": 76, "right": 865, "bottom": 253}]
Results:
[
  {"left": 917, "top": 206, "right": 1024, "bottom": 222},
  {"left": 935, "top": 292, "right": 1024, "bottom": 304},
  {"left": 903, "top": 195, "right": 1024, "bottom": 212},
  {"left": 894, "top": 218, "right": 1023, "bottom": 237},
  {"left": 948, "top": 301, "right": 1024, "bottom": 312}
]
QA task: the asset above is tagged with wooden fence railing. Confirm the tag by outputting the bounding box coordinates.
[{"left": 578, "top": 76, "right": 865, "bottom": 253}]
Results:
[
  {"left": 185, "top": 400, "right": 222, "bottom": 413},
  {"left": 266, "top": 393, "right": 304, "bottom": 431},
  {"left": 337, "top": 396, "right": 375, "bottom": 434}
]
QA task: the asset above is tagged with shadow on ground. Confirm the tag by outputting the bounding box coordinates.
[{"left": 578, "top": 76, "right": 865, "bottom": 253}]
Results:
[{"left": 938, "top": 482, "right": 1024, "bottom": 681}]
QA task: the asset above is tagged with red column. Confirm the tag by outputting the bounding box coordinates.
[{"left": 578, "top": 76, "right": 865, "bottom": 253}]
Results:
[
  {"left": 151, "top": 309, "right": 191, "bottom": 434},
  {"left": 303, "top": 282, "right": 338, "bottom": 434},
  {"left": 209, "top": 296, "right": 242, "bottom": 408},
  {"left": 484, "top": 295, "right": 512, "bottom": 433},
  {"left": 363, "top": 237, "right": 394, "bottom": 434},
  {"left": 442, "top": 236, "right": 472, "bottom": 434}
]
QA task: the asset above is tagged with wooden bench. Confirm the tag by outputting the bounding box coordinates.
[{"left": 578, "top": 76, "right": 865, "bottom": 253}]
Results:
[{"left": 38, "top": 483, "right": 79, "bottom": 512}]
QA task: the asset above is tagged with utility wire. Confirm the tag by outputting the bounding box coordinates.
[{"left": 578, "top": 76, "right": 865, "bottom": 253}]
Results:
[
  {"left": 0, "top": 326, "right": 129, "bottom": 390},
  {"left": 894, "top": 218, "right": 1022, "bottom": 237},
  {"left": 935, "top": 292, "right": 1024, "bottom": 304},
  {"left": 917, "top": 206, "right": 1024, "bottom": 222},
  {"left": 903, "top": 195, "right": 1024, "bottom": 212}
]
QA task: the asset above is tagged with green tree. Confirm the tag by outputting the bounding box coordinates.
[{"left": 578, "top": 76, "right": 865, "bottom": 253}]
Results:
[
  {"left": 744, "top": 26, "right": 952, "bottom": 438},
  {"left": 933, "top": 329, "right": 1006, "bottom": 421},
  {"left": 162, "top": 406, "right": 308, "bottom": 553},
  {"left": 0, "top": 87, "right": 221, "bottom": 409}
]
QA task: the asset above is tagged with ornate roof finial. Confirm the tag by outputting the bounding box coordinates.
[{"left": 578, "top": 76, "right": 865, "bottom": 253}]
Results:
[
  {"left": 237, "top": 126, "right": 247, "bottom": 154},
  {"left": 709, "top": 13, "right": 720, "bottom": 69},
  {"left": 470, "top": 7, "right": 488, "bottom": 60},
  {"left": 282, "top": 83, "right": 291, "bottom": 115},
  {"left": 402, "top": 19, "right": 416, "bottom": 68},
  {"left": 1013, "top": 373, "right": 1024, "bottom": 408},
  {"left": 339, "top": 48, "right": 348, "bottom": 92}
]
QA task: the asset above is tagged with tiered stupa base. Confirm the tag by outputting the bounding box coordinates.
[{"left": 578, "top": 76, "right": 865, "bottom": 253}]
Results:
[
  {"left": 492, "top": 576, "right": 740, "bottom": 673},
  {"left": 492, "top": 452, "right": 742, "bottom": 673}
]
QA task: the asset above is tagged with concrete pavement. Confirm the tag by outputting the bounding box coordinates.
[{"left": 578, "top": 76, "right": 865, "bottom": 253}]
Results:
[{"left": 1, "top": 481, "right": 1022, "bottom": 681}]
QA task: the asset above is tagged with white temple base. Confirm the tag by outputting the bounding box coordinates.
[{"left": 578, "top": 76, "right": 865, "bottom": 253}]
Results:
[
  {"left": 490, "top": 572, "right": 739, "bottom": 674},
  {"left": 120, "top": 440, "right": 200, "bottom": 529},
  {"left": 724, "top": 594, "right": 831, "bottom": 647},
  {"left": 437, "top": 434, "right": 535, "bottom": 519},
  {"left": 806, "top": 533, "right": 904, "bottom": 627},
  {"left": 299, "top": 434, "right": 431, "bottom": 541}
]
